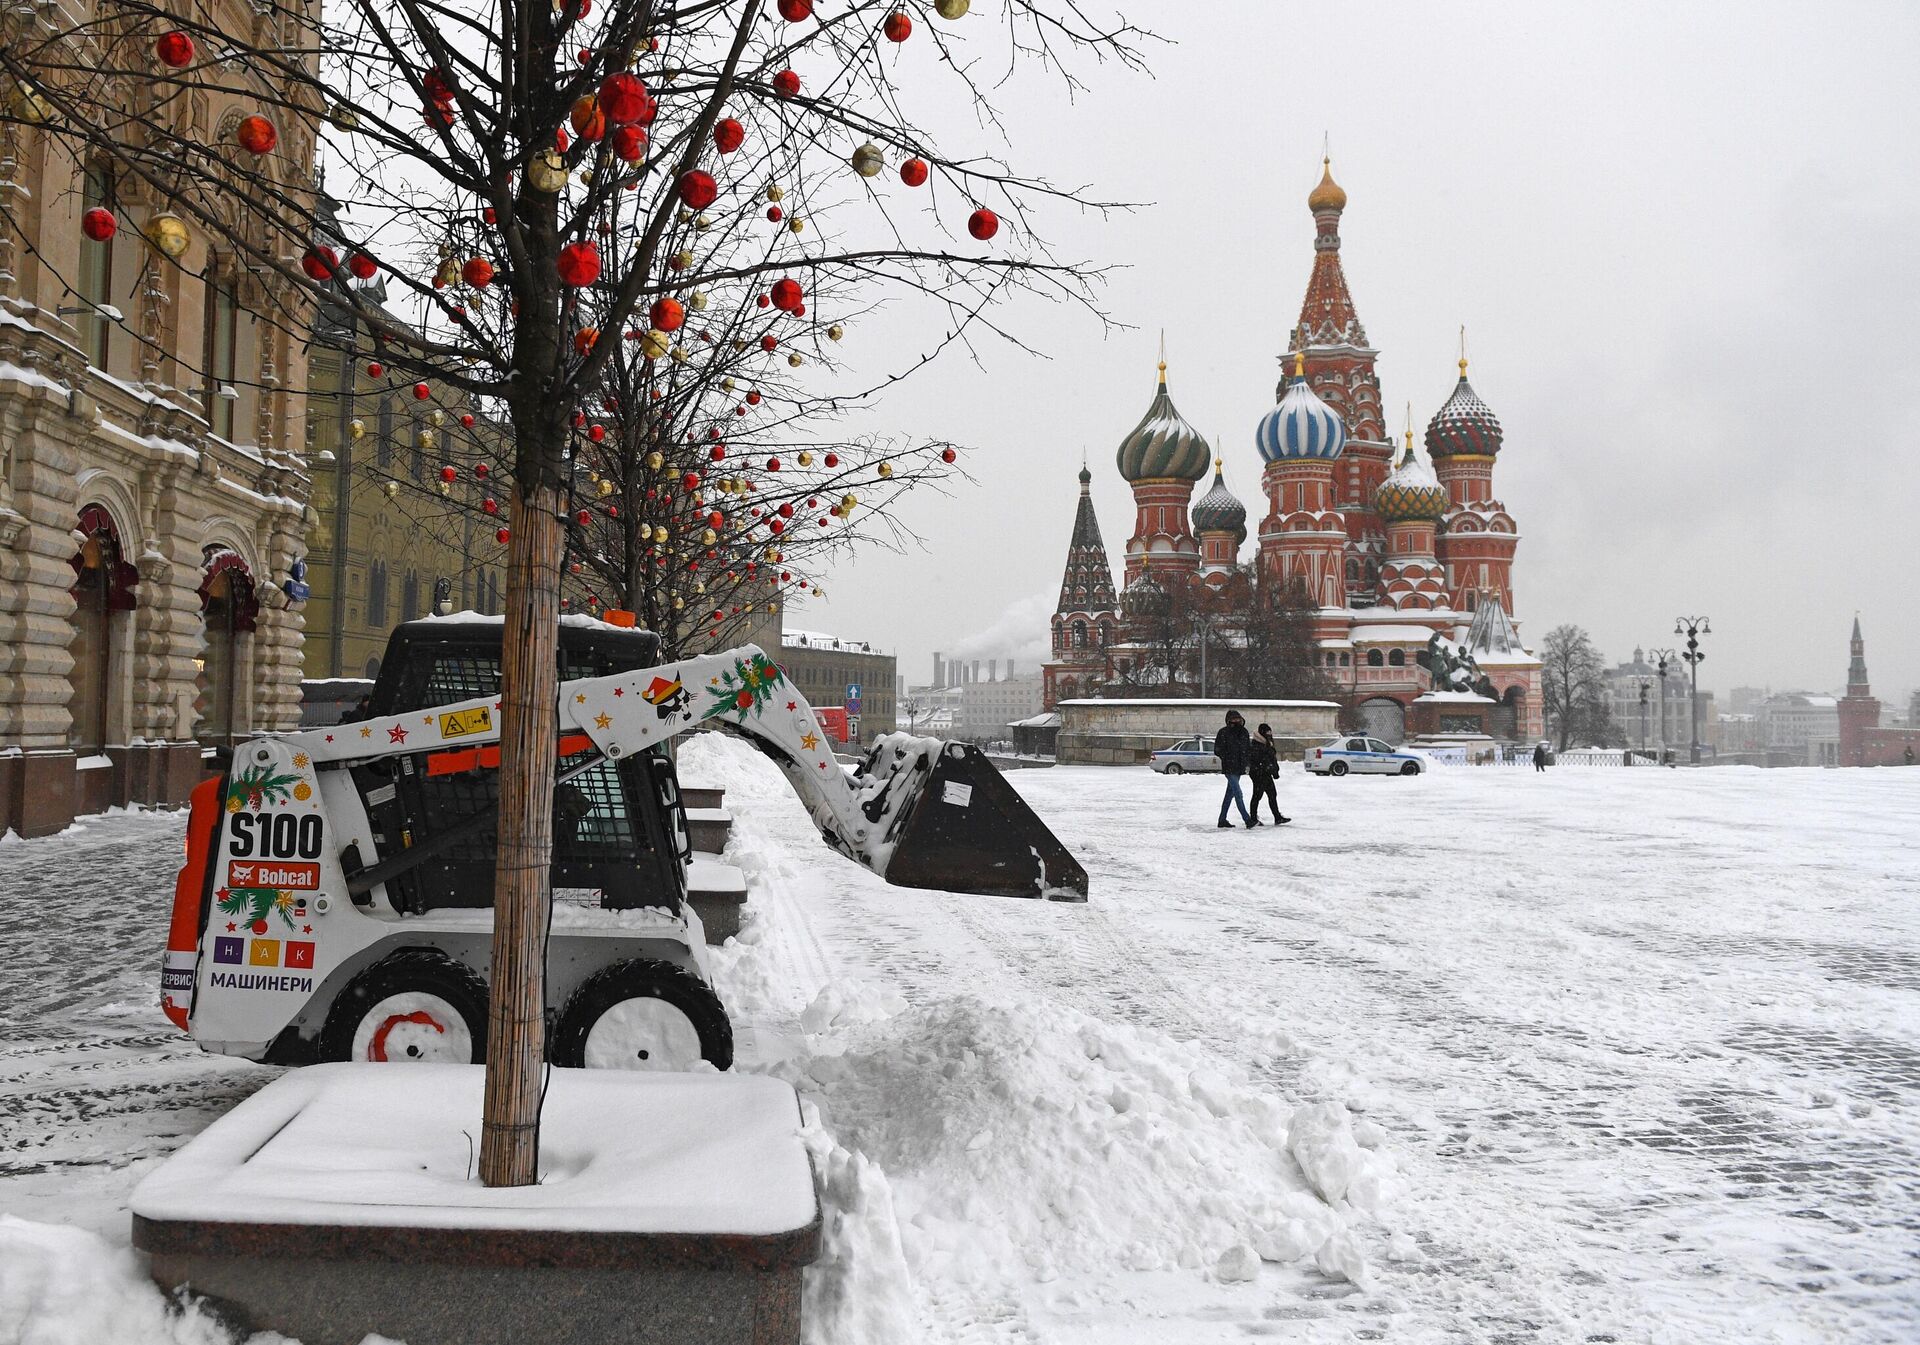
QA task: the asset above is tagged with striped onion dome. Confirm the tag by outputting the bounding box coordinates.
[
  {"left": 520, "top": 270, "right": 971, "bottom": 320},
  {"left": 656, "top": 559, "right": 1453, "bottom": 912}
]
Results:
[
  {"left": 1424, "top": 360, "right": 1503, "bottom": 458},
  {"left": 1116, "top": 363, "right": 1212, "bottom": 483},
  {"left": 1374, "top": 437, "right": 1450, "bottom": 524},
  {"left": 1190, "top": 460, "right": 1247, "bottom": 543},
  {"left": 1256, "top": 366, "right": 1347, "bottom": 463}
]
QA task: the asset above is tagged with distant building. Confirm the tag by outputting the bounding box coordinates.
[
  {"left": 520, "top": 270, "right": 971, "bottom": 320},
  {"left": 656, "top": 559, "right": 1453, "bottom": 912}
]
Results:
[
  {"left": 1837, "top": 618, "right": 1920, "bottom": 767},
  {"left": 776, "top": 628, "right": 895, "bottom": 739},
  {"left": 962, "top": 674, "right": 1047, "bottom": 740},
  {"left": 1759, "top": 692, "right": 1839, "bottom": 762},
  {"left": 1602, "top": 647, "right": 1698, "bottom": 753}
]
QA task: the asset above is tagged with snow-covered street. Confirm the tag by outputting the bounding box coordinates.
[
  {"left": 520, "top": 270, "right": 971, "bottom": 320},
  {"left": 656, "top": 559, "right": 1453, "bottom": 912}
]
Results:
[{"left": 3, "top": 752, "right": 1918, "bottom": 1343}]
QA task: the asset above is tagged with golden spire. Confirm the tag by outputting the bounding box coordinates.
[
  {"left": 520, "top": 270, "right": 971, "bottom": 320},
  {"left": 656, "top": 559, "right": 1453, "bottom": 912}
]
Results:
[
  {"left": 1157, "top": 329, "right": 1167, "bottom": 384},
  {"left": 1293, "top": 350, "right": 1305, "bottom": 377},
  {"left": 1458, "top": 324, "right": 1469, "bottom": 378},
  {"left": 1404, "top": 401, "right": 1414, "bottom": 452},
  {"left": 1308, "top": 154, "right": 1347, "bottom": 212}
]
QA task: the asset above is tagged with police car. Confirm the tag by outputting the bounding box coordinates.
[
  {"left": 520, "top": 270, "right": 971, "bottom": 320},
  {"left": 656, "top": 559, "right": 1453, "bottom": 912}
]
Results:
[
  {"left": 1148, "top": 736, "right": 1220, "bottom": 774},
  {"left": 1304, "top": 736, "right": 1427, "bottom": 777}
]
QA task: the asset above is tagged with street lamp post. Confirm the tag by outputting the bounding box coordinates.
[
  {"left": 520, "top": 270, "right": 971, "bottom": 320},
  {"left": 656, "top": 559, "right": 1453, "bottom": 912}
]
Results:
[
  {"left": 1675, "top": 616, "right": 1711, "bottom": 765},
  {"left": 1648, "top": 648, "right": 1675, "bottom": 764},
  {"left": 1638, "top": 676, "right": 1651, "bottom": 753}
]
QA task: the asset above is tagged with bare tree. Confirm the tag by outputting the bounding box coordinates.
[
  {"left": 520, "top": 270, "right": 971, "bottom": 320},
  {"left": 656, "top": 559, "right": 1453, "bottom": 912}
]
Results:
[
  {"left": 4, "top": 0, "right": 1152, "bottom": 1184},
  {"left": 1216, "top": 580, "right": 1336, "bottom": 702},
  {"left": 1539, "top": 623, "right": 1608, "bottom": 751}
]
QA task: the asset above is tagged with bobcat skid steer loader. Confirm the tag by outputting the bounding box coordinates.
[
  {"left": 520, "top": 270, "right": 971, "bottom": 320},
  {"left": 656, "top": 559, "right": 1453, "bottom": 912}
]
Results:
[{"left": 160, "top": 616, "right": 1086, "bottom": 1072}]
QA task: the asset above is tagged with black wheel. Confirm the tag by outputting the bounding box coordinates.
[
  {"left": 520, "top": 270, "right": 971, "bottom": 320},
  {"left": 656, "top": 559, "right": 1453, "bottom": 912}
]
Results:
[
  {"left": 1164, "top": 764, "right": 1184, "bottom": 776},
  {"left": 1329, "top": 760, "right": 1349, "bottom": 777},
  {"left": 551, "top": 958, "right": 733, "bottom": 1071},
  {"left": 318, "top": 948, "right": 488, "bottom": 1064},
  {"left": 1400, "top": 761, "right": 1420, "bottom": 776}
]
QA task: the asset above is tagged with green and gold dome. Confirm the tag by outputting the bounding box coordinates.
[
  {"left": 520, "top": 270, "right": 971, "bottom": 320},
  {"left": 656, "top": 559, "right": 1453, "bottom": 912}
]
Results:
[
  {"left": 1374, "top": 430, "right": 1450, "bottom": 524},
  {"left": 1116, "top": 361, "right": 1212, "bottom": 484}
]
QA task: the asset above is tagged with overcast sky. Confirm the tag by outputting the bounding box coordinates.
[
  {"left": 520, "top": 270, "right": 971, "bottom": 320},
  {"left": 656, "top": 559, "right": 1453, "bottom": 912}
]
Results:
[{"left": 798, "top": 1, "right": 1919, "bottom": 707}]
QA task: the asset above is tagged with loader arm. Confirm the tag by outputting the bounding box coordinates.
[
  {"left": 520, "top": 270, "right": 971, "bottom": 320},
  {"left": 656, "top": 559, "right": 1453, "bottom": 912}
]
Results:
[{"left": 566, "top": 645, "right": 1088, "bottom": 900}]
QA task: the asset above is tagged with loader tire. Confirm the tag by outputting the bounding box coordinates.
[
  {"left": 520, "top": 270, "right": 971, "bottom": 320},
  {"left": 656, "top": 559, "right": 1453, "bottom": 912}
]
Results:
[
  {"left": 551, "top": 958, "right": 733, "bottom": 1072},
  {"left": 318, "top": 948, "right": 488, "bottom": 1065}
]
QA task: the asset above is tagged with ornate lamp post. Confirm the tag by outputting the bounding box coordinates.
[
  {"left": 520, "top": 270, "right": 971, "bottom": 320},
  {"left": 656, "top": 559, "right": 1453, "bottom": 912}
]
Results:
[
  {"left": 1637, "top": 675, "right": 1652, "bottom": 753},
  {"left": 1675, "top": 616, "right": 1711, "bottom": 765},
  {"left": 1648, "top": 648, "right": 1676, "bottom": 763}
]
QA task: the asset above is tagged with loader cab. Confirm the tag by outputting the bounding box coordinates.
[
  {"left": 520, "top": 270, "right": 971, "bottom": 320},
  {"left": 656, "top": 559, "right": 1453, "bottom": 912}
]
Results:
[{"left": 348, "top": 616, "right": 692, "bottom": 915}]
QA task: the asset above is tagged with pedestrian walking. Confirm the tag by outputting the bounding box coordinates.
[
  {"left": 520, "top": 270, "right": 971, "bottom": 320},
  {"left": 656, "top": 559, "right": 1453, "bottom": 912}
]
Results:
[
  {"left": 1215, "top": 710, "right": 1253, "bottom": 829},
  {"left": 1248, "top": 724, "right": 1291, "bottom": 826},
  {"left": 1532, "top": 742, "right": 1549, "bottom": 772}
]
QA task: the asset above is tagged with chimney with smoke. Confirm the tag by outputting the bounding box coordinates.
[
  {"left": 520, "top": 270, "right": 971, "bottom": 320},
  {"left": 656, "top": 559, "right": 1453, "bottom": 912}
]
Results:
[
  {"left": 988, "top": 659, "right": 998, "bottom": 682},
  {"left": 933, "top": 652, "right": 944, "bottom": 688},
  {"left": 972, "top": 660, "right": 982, "bottom": 683}
]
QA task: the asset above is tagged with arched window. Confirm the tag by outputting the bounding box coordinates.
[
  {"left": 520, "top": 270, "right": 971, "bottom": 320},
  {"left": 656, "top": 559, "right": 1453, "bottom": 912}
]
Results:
[
  {"left": 368, "top": 562, "right": 389, "bottom": 627},
  {"left": 1339, "top": 652, "right": 1351, "bottom": 667},
  {"left": 377, "top": 398, "right": 395, "bottom": 468},
  {"left": 79, "top": 166, "right": 115, "bottom": 369},
  {"left": 196, "top": 549, "right": 258, "bottom": 747},
  {"left": 1073, "top": 621, "right": 1088, "bottom": 649},
  {"left": 66, "top": 504, "right": 137, "bottom": 751},
  {"left": 202, "top": 253, "right": 238, "bottom": 438},
  {"left": 1465, "top": 591, "right": 1478, "bottom": 612},
  {"left": 1388, "top": 649, "right": 1405, "bottom": 667},
  {"left": 1098, "top": 621, "right": 1111, "bottom": 647},
  {"left": 1366, "top": 649, "right": 1384, "bottom": 667},
  {"left": 402, "top": 571, "right": 420, "bottom": 622},
  {"left": 1345, "top": 558, "right": 1360, "bottom": 583}
]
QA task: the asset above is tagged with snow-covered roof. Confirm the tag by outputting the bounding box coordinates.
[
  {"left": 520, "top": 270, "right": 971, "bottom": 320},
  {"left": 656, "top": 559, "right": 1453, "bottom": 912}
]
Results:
[
  {"left": 1414, "top": 690, "right": 1496, "bottom": 703},
  {"left": 1011, "top": 711, "right": 1062, "bottom": 729},
  {"left": 415, "top": 609, "right": 648, "bottom": 633},
  {"left": 1056, "top": 698, "right": 1343, "bottom": 709},
  {"left": 1349, "top": 624, "right": 1442, "bottom": 644},
  {"left": 782, "top": 629, "right": 878, "bottom": 653}
]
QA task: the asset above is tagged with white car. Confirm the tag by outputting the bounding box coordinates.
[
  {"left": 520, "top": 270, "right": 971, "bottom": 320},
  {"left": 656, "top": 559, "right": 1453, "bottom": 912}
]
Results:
[
  {"left": 1148, "top": 736, "right": 1220, "bottom": 774},
  {"left": 1304, "top": 736, "right": 1427, "bottom": 777}
]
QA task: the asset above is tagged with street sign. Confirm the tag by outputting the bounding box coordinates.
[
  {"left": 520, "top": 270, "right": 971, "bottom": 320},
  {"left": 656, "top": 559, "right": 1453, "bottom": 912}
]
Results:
[
  {"left": 848, "top": 715, "right": 860, "bottom": 740},
  {"left": 845, "top": 682, "right": 861, "bottom": 713}
]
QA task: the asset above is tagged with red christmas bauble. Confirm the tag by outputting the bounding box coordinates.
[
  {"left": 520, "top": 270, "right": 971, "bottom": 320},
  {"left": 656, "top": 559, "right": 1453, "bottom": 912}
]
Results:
[
  {"left": 461, "top": 413, "right": 476, "bottom": 428},
  {"left": 769, "top": 519, "right": 785, "bottom": 535},
  {"left": 760, "top": 334, "right": 778, "bottom": 351},
  {"left": 348, "top": 252, "right": 377, "bottom": 279},
  {"left": 713, "top": 118, "right": 744, "bottom": 154},
  {"left": 766, "top": 205, "right": 783, "bottom": 222},
  {"left": 557, "top": 240, "right": 601, "bottom": 287},
  {"left": 424, "top": 68, "right": 456, "bottom": 105},
  {"left": 439, "top": 466, "right": 457, "bottom": 483},
  {"left": 941, "top": 447, "right": 957, "bottom": 463},
  {"left": 483, "top": 207, "right": 498, "bottom": 225},
  {"left": 682, "top": 472, "right": 701, "bottom": 491},
  {"left": 236, "top": 114, "right": 277, "bottom": 155},
  {"left": 613, "top": 124, "right": 647, "bottom": 161},
  {"left": 81, "top": 208, "right": 116, "bottom": 242},
  {"left": 677, "top": 170, "right": 718, "bottom": 209},
  {"left": 367, "top": 361, "right": 384, "bottom": 377},
  {"left": 770, "top": 277, "right": 803, "bottom": 312},
  {"left": 413, "top": 382, "right": 431, "bottom": 400},
  {"left": 482, "top": 497, "right": 499, "bottom": 515},
  {"left": 777, "top": 0, "right": 812, "bottom": 19},
  {"left": 900, "top": 157, "right": 929, "bottom": 187},
  {"left": 599, "top": 73, "right": 652, "bottom": 125},
  {"left": 883, "top": 11, "right": 912, "bottom": 41},
  {"left": 709, "top": 445, "right": 725, "bottom": 461},
  {"left": 778, "top": 502, "right": 794, "bottom": 518},
  {"left": 461, "top": 257, "right": 494, "bottom": 287},
  {"left": 589, "top": 424, "right": 606, "bottom": 442},
  {"left": 967, "top": 207, "right": 999, "bottom": 240},
  {"left": 155, "top": 31, "right": 195, "bottom": 69},
  {"left": 474, "top": 461, "right": 488, "bottom": 476},
  {"left": 576, "top": 509, "right": 592, "bottom": 526},
  {"left": 772, "top": 69, "right": 801, "bottom": 99},
  {"left": 746, "top": 390, "right": 762, "bottom": 405},
  {"left": 570, "top": 96, "right": 606, "bottom": 142},
  {"left": 496, "top": 528, "right": 511, "bottom": 544},
  {"left": 301, "top": 246, "right": 338, "bottom": 281},
  {"left": 823, "top": 454, "right": 838, "bottom": 467},
  {"left": 766, "top": 457, "right": 781, "bottom": 471}
]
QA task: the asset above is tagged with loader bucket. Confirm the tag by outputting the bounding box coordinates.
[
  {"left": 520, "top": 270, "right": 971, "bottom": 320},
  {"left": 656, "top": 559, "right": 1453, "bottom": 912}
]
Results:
[{"left": 861, "top": 738, "right": 1088, "bottom": 901}]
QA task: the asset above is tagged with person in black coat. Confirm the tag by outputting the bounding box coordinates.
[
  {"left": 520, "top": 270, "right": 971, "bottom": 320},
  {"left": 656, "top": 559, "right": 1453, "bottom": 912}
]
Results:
[
  {"left": 1532, "top": 742, "right": 1549, "bottom": 772},
  {"left": 1215, "top": 710, "right": 1253, "bottom": 828},
  {"left": 1248, "top": 724, "right": 1290, "bottom": 825}
]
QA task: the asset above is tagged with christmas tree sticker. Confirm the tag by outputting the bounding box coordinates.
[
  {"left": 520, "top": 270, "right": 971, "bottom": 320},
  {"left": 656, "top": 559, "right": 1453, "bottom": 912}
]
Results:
[
  {"left": 218, "top": 886, "right": 297, "bottom": 934},
  {"left": 702, "top": 653, "right": 786, "bottom": 722},
  {"left": 226, "top": 763, "right": 305, "bottom": 812}
]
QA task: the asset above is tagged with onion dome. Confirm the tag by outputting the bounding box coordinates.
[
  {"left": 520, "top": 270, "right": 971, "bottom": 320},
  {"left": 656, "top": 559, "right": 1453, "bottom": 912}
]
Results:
[
  {"left": 1424, "top": 357, "right": 1503, "bottom": 458},
  {"left": 1307, "top": 156, "right": 1346, "bottom": 213},
  {"left": 1116, "top": 361, "right": 1211, "bottom": 483},
  {"left": 1374, "top": 432, "right": 1450, "bottom": 524},
  {"left": 1256, "top": 353, "right": 1347, "bottom": 462},
  {"left": 1122, "top": 571, "right": 1169, "bottom": 619},
  {"left": 1190, "top": 459, "right": 1247, "bottom": 544}
]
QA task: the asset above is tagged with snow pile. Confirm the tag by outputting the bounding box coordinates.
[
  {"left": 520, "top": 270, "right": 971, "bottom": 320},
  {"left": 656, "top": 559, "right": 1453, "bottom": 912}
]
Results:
[{"left": 0, "top": 1215, "right": 315, "bottom": 1345}]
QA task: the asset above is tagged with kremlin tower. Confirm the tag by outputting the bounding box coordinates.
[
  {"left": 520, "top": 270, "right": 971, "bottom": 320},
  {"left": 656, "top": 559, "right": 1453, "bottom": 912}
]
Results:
[{"left": 1042, "top": 156, "right": 1542, "bottom": 742}]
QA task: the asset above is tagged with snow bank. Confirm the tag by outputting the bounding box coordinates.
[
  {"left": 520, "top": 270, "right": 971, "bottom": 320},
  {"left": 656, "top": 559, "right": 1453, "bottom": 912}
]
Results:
[{"left": 0, "top": 1215, "right": 328, "bottom": 1345}]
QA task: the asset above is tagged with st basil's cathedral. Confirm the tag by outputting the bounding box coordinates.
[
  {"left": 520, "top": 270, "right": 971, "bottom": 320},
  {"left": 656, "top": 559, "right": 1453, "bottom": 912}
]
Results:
[{"left": 1043, "top": 161, "right": 1543, "bottom": 747}]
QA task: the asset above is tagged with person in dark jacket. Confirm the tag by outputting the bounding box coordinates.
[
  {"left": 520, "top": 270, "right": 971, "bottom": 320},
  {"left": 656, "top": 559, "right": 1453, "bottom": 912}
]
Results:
[
  {"left": 1248, "top": 724, "right": 1291, "bottom": 825},
  {"left": 1215, "top": 710, "right": 1253, "bottom": 828},
  {"left": 1532, "top": 742, "right": 1549, "bottom": 772}
]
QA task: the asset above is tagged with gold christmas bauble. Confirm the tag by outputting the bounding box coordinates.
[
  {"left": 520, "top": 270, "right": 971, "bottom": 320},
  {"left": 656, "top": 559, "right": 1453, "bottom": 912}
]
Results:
[
  {"left": 652, "top": 525, "right": 669, "bottom": 544},
  {"left": 11, "top": 84, "right": 52, "bottom": 124},
  {"left": 641, "top": 329, "right": 671, "bottom": 359},
  {"left": 428, "top": 408, "right": 447, "bottom": 427},
  {"left": 840, "top": 492, "right": 858, "bottom": 510},
  {"left": 672, "top": 596, "right": 684, "bottom": 610},
  {"left": 384, "top": 481, "right": 399, "bottom": 498},
  {"left": 691, "top": 291, "right": 710, "bottom": 312},
  {"left": 670, "top": 249, "right": 694, "bottom": 270},
  {"left": 348, "top": 418, "right": 367, "bottom": 440},
  {"left": 851, "top": 143, "right": 884, "bottom": 178},
  {"left": 416, "top": 429, "right": 436, "bottom": 451},
  {"left": 766, "top": 184, "right": 785, "bottom": 203},
  {"left": 797, "top": 451, "right": 813, "bottom": 467},
  {"left": 144, "top": 212, "right": 191, "bottom": 259},
  {"left": 721, "top": 376, "right": 736, "bottom": 391},
  {"left": 878, "top": 461, "right": 893, "bottom": 477},
  {"left": 597, "top": 478, "right": 613, "bottom": 497},
  {"left": 669, "top": 345, "right": 689, "bottom": 363},
  {"left": 730, "top": 339, "right": 747, "bottom": 353},
  {"left": 788, "top": 217, "right": 805, "bottom": 233},
  {"left": 694, "top": 214, "right": 712, "bottom": 232},
  {"left": 936, "top": 0, "right": 970, "bottom": 17},
  {"left": 787, "top": 353, "right": 803, "bottom": 367},
  {"left": 701, "top": 528, "right": 717, "bottom": 545},
  {"left": 329, "top": 103, "right": 360, "bottom": 130},
  {"left": 645, "top": 451, "right": 664, "bottom": 470},
  {"left": 527, "top": 149, "right": 568, "bottom": 193},
  {"left": 827, "top": 324, "right": 844, "bottom": 342}
]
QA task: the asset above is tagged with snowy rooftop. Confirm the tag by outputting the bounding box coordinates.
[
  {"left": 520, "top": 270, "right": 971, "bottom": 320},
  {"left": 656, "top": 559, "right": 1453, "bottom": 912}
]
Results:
[
  {"left": 782, "top": 628, "right": 879, "bottom": 653},
  {"left": 1056, "top": 698, "right": 1343, "bottom": 709}
]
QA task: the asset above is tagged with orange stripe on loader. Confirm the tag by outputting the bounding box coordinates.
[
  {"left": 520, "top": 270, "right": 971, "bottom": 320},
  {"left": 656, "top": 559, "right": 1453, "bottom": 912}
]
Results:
[{"left": 426, "top": 733, "right": 596, "bottom": 778}]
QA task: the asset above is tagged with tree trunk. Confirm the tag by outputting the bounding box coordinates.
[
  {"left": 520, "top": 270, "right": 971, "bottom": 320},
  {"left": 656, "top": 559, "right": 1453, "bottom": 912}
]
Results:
[{"left": 479, "top": 474, "right": 564, "bottom": 1188}]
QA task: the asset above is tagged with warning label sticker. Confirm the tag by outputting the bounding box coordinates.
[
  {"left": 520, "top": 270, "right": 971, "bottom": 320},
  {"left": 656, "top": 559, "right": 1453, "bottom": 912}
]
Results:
[
  {"left": 942, "top": 781, "right": 973, "bottom": 808},
  {"left": 439, "top": 706, "right": 493, "bottom": 739}
]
